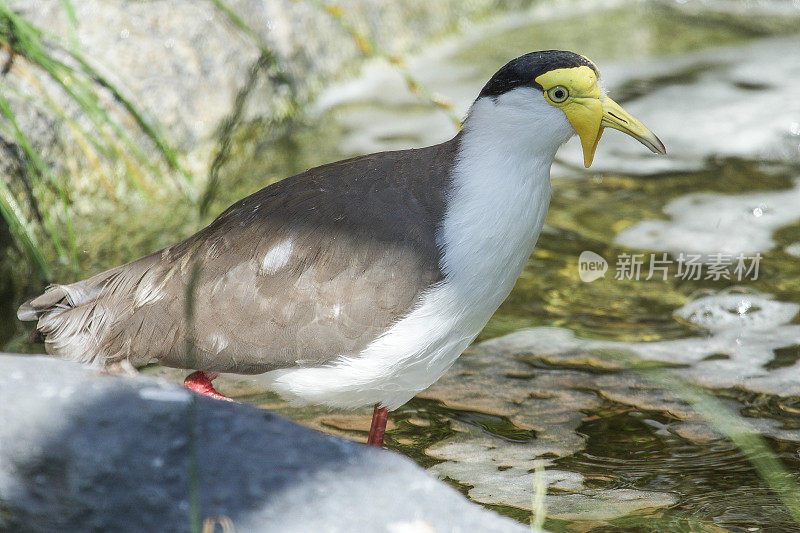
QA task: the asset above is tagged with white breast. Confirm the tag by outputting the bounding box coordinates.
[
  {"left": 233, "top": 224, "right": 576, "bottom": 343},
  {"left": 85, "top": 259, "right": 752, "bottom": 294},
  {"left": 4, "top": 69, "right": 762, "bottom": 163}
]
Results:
[{"left": 266, "top": 89, "right": 573, "bottom": 409}]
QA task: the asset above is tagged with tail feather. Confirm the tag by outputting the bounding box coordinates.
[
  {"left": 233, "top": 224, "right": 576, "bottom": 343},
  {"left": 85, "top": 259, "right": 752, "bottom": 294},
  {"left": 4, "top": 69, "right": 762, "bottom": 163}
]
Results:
[
  {"left": 18, "top": 287, "right": 65, "bottom": 321},
  {"left": 18, "top": 282, "right": 98, "bottom": 321},
  {"left": 17, "top": 252, "right": 170, "bottom": 368},
  {"left": 18, "top": 278, "right": 113, "bottom": 365},
  {"left": 17, "top": 300, "right": 39, "bottom": 321}
]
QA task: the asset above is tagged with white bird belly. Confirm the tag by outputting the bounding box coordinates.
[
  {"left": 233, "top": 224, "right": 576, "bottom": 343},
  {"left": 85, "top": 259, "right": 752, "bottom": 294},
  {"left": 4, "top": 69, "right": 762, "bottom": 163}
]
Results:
[{"left": 264, "top": 170, "right": 551, "bottom": 410}]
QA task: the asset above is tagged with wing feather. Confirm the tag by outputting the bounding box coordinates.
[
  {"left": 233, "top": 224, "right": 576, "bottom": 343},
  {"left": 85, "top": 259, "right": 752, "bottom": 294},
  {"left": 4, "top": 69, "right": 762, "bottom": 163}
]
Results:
[{"left": 20, "top": 139, "right": 459, "bottom": 373}]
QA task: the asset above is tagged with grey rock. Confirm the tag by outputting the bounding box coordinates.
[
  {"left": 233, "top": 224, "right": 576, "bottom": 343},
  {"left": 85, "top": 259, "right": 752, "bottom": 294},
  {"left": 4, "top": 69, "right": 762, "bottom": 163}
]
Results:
[
  {"left": 0, "top": 354, "right": 528, "bottom": 533},
  {"left": 5, "top": 0, "right": 534, "bottom": 152}
]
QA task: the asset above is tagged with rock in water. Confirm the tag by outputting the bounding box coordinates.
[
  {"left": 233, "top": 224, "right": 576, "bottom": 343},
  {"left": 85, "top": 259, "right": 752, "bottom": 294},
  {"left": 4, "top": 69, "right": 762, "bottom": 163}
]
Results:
[{"left": 0, "top": 355, "right": 527, "bottom": 532}]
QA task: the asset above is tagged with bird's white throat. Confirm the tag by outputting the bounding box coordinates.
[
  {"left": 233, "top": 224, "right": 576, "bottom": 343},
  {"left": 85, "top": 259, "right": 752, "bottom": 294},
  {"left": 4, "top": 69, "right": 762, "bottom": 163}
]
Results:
[
  {"left": 267, "top": 89, "right": 574, "bottom": 410},
  {"left": 439, "top": 88, "right": 574, "bottom": 298}
]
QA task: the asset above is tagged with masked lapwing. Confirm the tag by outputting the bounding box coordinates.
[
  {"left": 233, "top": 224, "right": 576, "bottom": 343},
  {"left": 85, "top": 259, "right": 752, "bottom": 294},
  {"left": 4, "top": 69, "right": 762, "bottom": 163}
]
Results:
[{"left": 18, "top": 51, "right": 665, "bottom": 446}]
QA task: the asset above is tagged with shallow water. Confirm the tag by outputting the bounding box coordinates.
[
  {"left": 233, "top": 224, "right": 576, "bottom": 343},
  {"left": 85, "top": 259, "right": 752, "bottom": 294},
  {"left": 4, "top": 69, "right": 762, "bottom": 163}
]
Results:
[
  {"left": 9, "top": 1, "right": 800, "bottom": 530},
  {"left": 305, "top": 2, "right": 800, "bottom": 530}
]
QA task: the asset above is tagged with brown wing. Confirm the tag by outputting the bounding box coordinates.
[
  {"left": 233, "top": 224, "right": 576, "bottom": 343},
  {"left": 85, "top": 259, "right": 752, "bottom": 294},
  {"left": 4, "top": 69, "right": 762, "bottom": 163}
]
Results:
[{"left": 22, "top": 138, "right": 458, "bottom": 373}]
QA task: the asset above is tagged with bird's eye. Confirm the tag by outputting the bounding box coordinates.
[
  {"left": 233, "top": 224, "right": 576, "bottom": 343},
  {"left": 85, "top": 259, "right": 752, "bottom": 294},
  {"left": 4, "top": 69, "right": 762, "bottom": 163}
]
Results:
[{"left": 548, "top": 86, "right": 569, "bottom": 103}]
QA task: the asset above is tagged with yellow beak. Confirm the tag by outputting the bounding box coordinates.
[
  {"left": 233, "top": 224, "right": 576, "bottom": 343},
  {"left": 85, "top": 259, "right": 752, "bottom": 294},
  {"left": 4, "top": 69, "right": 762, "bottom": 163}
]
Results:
[{"left": 569, "top": 96, "right": 666, "bottom": 167}]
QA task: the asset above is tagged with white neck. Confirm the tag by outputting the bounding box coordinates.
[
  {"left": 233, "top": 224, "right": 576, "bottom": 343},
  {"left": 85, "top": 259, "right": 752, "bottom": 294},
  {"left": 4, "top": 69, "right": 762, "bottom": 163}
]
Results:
[{"left": 437, "top": 90, "right": 573, "bottom": 311}]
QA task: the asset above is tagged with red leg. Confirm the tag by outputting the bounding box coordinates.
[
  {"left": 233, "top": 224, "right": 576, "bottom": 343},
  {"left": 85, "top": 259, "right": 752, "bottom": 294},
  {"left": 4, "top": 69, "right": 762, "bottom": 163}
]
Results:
[
  {"left": 183, "top": 371, "right": 230, "bottom": 401},
  {"left": 367, "top": 403, "right": 389, "bottom": 447}
]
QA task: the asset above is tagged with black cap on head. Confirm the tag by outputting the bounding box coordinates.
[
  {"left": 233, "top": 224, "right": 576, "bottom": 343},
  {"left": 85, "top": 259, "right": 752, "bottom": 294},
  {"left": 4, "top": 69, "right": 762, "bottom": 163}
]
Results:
[{"left": 478, "top": 50, "right": 599, "bottom": 99}]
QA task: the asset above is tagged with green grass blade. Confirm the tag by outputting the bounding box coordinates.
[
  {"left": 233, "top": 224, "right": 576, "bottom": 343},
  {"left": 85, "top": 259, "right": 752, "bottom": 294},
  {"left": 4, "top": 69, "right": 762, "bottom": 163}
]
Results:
[
  {"left": 59, "top": 0, "right": 79, "bottom": 53},
  {"left": 202, "top": 0, "right": 298, "bottom": 215},
  {"left": 641, "top": 368, "right": 800, "bottom": 524},
  {"left": 665, "top": 375, "right": 800, "bottom": 522},
  {"left": 0, "top": 90, "right": 73, "bottom": 264},
  {"left": 69, "top": 53, "right": 195, "bottom": 190},
  {"left": 0, "top": 176, "right": 50, "bottom": 279},
  {"left": 0, "top": 2, "right": 194, "bottom": 198}
]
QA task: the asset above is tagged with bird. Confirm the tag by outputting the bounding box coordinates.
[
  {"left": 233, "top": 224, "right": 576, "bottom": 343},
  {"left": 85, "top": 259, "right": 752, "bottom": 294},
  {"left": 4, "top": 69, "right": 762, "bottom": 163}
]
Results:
[{"left": 18, "top": 50, "right": 664, "bottom": 447}]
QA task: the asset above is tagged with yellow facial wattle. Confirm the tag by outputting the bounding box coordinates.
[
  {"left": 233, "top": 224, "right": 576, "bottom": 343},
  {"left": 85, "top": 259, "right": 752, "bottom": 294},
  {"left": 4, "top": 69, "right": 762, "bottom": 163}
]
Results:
[{"left": 535, "top": 65, "right": 665, "bottom": 167}]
